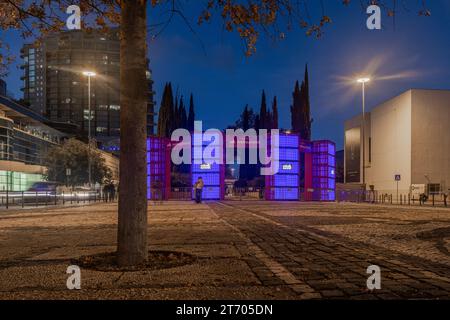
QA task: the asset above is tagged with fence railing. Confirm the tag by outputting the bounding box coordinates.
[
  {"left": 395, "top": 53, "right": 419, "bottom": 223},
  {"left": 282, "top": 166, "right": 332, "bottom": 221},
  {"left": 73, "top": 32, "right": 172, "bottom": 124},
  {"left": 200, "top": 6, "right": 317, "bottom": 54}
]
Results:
[
  {"left": 226, "top": 187, "right": 264, "bottom": 200},
  {"left": 337, "top": 190, "right": 449, "bottom": 208},
  {"left": 0, "top": 190, "right": 114, "bottom": 209}
]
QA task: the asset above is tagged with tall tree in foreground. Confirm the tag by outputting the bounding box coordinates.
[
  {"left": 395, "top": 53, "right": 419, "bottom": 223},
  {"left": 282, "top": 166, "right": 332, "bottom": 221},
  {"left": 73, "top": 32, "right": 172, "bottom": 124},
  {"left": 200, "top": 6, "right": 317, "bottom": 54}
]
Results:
[{"left": 117, "top": 0, "right": 148, "bottom": 266}]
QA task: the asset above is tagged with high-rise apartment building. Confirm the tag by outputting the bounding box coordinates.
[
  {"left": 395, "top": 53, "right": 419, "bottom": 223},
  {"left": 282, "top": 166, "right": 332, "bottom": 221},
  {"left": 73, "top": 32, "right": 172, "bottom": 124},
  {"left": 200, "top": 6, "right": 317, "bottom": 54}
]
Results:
[{"left": 21, "top": 29, "right": 155, "bottom": 150}]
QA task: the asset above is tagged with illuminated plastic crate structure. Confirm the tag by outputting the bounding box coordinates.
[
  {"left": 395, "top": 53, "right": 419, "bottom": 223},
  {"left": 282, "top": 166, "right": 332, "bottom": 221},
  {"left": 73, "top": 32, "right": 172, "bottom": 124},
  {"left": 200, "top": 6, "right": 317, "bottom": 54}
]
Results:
[
  {"left": 147, "top": 136, "right": 171, "bottom": 200},
  {"left": 265, "top": 134, "right": 300, "bottom": 200},
  {"left": 311, "top": 140, "right": 336, "bottom": 201},
  {"left": 191, "top": 133, "right": 225, "bottom": 200}
]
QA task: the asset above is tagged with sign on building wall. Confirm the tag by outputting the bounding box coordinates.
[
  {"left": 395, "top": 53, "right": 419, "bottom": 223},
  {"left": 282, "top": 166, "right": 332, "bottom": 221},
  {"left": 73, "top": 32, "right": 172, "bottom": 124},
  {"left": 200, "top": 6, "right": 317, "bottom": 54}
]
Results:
[{"left": 345, "top": 127, "right": 361, "bottom": 183}]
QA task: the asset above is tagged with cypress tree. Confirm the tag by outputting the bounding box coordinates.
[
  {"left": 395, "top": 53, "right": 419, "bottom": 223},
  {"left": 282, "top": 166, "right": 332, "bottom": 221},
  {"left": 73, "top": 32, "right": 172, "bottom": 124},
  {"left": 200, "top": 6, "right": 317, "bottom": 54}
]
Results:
[
  {"left": 259, "top": 90, "right": 268, "bottom": 129},
  {"left": 272, "top": 96, "right": 279, "bottom": 129},
  {"left": 290, "top": 65, "right": 312, "bottom": 139},
  {"left": 290, "top": 80, "right": 301, "bottom": 133},
  {"left": 179, "top": 96, "right": 188, "bottom": 130},
  {"left": 187, "top": 93, "right": 195, "bottom": 132},
  {"left": 157, "top": 83, "right": 169, "bottom": 138},
  {"left": 300, "top": 64, "right": 312, "bottom": 140},
  {"left": 173, "top": 94, "right": 180, "bottom": 131},
  {"left": 166, "top": 83, "right": 174, "bottom": 137}
]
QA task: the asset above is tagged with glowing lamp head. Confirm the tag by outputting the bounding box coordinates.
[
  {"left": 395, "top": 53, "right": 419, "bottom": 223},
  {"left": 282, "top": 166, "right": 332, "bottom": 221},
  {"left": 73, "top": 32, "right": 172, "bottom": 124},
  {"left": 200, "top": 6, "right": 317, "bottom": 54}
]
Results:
[
  {"left": 82, "top": 71, "right": 96, "bottom": 77},
  {"left": 357, "top": 77, "right": 370, "bottom": 84}
]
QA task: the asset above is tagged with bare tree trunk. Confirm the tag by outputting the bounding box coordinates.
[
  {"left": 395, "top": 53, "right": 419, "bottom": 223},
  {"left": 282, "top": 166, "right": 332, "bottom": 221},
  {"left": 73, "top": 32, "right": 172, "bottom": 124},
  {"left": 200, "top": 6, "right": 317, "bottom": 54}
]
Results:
[{"left": 117, "top": 0, "right": 148, "bottom": 266}]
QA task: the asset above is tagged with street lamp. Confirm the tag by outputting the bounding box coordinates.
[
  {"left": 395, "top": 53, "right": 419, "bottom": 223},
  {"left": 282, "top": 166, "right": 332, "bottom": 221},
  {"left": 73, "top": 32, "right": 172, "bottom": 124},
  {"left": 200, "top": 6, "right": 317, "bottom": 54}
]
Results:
[
  {"left": 82, "top": 71, "right": 96, "bottom": 188},
  {"left": 357, "top": 77, "right": 370, "bottom": 189}
]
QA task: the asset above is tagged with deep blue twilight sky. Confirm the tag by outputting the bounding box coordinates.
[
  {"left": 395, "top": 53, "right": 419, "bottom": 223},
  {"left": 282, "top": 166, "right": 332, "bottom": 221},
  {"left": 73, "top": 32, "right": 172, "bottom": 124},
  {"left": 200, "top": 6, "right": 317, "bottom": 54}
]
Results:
[{"left": 2, "top": 1, "right": 450, "bottom": 149}]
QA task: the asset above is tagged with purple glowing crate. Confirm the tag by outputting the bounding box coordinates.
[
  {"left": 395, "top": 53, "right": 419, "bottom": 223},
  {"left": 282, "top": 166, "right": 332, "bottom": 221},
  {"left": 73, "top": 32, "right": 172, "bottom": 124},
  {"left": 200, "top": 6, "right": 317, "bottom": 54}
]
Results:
[
  {"left": 273, "top": 175, "right": 299, "bottom": 187},
  {"left": 279, "top": 135, "right": 300, "bottom": 148},
  {"left": 269, "top": 187, "right": 299, "bottom": 200},
  {"left": 278, "top": 148, "right": 299, "bottom": 161},
  {"left": 192, "top": 186, "right": 221, "bottom": 200},
  {"left": 192, "top": 173, "right": 221, "bottom": 186}
]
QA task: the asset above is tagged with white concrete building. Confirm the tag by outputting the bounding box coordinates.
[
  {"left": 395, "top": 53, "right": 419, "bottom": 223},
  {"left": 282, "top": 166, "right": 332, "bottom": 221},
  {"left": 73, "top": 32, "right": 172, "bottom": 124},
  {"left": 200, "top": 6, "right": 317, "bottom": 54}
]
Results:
[{"left": 344, "top": 89, "right": 450, "bottom": 195}]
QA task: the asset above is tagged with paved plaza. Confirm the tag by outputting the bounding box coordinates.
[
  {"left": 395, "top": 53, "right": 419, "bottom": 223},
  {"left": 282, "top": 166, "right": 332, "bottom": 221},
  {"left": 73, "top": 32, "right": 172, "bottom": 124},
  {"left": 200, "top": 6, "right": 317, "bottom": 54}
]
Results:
[{"left": 0, "top": 201, "right": 449, "bottom": 299}]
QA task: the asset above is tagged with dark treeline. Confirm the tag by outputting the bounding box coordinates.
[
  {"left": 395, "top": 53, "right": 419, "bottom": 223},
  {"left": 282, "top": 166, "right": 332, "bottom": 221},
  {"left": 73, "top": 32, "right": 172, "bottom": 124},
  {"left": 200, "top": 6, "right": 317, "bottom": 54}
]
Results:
[
  {"left": 230, "top": 64, "right": 311, "bottom": 138},
  {"left": 230, "top": 64, "right": 312, "bottom": 184},
  {"left": 157, "top": 64, "right": 311, "bottom": 185},
  {"left": 157, "top": 82, "right": 195, "bottom": 138}
]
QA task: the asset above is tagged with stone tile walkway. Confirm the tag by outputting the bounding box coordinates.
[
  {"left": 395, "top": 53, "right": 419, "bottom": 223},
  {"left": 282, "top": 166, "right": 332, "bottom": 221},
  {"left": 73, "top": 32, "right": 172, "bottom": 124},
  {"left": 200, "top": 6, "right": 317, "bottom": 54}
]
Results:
[{"left": 0, "top": 201, "right": 449, "bottom": 299}]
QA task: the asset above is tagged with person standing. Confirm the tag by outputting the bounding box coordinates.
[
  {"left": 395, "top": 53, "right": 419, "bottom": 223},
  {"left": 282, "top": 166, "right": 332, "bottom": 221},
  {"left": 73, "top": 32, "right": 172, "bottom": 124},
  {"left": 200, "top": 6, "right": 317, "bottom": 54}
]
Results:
[
  {"left": 109, "top": 182, "right": 116, "bottom": 202},
  {"left": 194, "top": 177, "right": 204, "bottom": 204},
  {"left": 103, "top": 184, "right": 109, "bottom": 202}
]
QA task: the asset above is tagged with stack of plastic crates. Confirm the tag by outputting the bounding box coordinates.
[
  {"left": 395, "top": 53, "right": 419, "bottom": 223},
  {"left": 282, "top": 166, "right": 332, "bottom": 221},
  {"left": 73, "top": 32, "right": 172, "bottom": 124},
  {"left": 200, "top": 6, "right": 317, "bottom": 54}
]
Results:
[
  {"left": 265, "top": 134, "right": 300, "bottom": 200},
  {"left": 312, "top": 140, "right": 336, "bottom": 201},
  {"left": 147, "top": 136, "right": 170, "bottom": 200},
  {"left": 191, "top": 133, "right": 224, "bottom": 200}
]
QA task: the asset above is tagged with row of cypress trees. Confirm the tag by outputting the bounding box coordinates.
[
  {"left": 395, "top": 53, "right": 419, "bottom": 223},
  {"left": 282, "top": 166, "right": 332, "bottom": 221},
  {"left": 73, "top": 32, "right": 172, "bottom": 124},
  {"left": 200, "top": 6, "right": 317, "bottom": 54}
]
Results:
[{"left": 157, "top": 82, "right": 195, "bottom": 138}]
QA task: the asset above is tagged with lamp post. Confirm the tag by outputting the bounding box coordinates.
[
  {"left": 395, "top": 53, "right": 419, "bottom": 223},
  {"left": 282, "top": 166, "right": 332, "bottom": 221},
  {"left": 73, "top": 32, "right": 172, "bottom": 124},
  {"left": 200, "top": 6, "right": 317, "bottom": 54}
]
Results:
[
  {"left": 82, "top": 71, "right": 96, "bottom": 188},
  {"left": 357, "top": 77, "right": 370, "bottom": 189}
]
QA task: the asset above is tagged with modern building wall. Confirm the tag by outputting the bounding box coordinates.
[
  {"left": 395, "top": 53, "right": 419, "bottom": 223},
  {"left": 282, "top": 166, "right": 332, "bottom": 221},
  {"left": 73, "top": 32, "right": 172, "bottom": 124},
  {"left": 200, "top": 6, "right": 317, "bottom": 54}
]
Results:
[
  {"left": 366, "top": 90, "right": 412, "bottom": 194},
  {"left": 344, "top": 89, "right": 450, "bottom": 195},
  {"left": 411, "top": 90, "right": 450, "bottom": 191},
  {"left": 20, "top": 44, "right": 46, "bottom": 113}
]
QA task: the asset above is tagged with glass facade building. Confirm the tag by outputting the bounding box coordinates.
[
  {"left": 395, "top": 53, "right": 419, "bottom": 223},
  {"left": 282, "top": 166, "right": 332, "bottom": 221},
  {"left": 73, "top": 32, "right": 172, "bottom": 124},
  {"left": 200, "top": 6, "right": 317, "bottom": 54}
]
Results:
[{"left": 0, "top": 95, "right": 64, "bottom": 191}]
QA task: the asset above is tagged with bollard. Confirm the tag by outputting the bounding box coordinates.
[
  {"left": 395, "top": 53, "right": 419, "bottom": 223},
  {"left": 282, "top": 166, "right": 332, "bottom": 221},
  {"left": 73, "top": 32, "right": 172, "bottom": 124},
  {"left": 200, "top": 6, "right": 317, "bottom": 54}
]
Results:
[
  {"left": 36, "top": 191, "right": 38, "bottom": 207},
  {"left": 6, "top": 190, "right": 8, "bottom": 210},
  {"left": 22, "top": 191, "right": 24, "bottom": 208},
  {"left": 63, "top": 191, "right": 65, "bottom": 205},
  {"left": 54, "top": 192, "right": 57, "bottom": 205},
  {"left": 432, "top": 194, "right": 435, "bottom": 207}
]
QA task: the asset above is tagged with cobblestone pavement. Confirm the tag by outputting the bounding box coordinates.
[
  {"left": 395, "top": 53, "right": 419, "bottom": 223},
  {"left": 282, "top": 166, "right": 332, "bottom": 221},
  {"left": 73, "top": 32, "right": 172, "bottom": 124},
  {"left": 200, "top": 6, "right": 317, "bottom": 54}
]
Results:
[
  {"left": 0, "top": 201, "right": 449, "bottom": 299},
  {"left": 210, "top": 201, "right": 450, "bottom": 299}
]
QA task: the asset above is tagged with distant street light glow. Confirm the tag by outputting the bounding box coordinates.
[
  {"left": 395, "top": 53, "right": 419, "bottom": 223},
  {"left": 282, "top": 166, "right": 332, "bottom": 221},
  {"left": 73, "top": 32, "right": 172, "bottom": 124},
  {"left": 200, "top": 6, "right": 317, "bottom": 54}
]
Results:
[
  {"left": 357, "top": 77, "right": 371, "bottom": 83},
  {"left": 82, "top": 71, "right": 96, "bottom": 77}
]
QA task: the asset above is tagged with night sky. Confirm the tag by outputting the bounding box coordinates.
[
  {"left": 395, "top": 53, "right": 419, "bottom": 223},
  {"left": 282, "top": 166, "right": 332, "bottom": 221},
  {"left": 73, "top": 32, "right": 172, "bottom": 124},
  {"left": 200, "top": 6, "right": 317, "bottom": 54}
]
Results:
[{"left": 2, "top": 1, "right": 450, "bottom": 149}]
